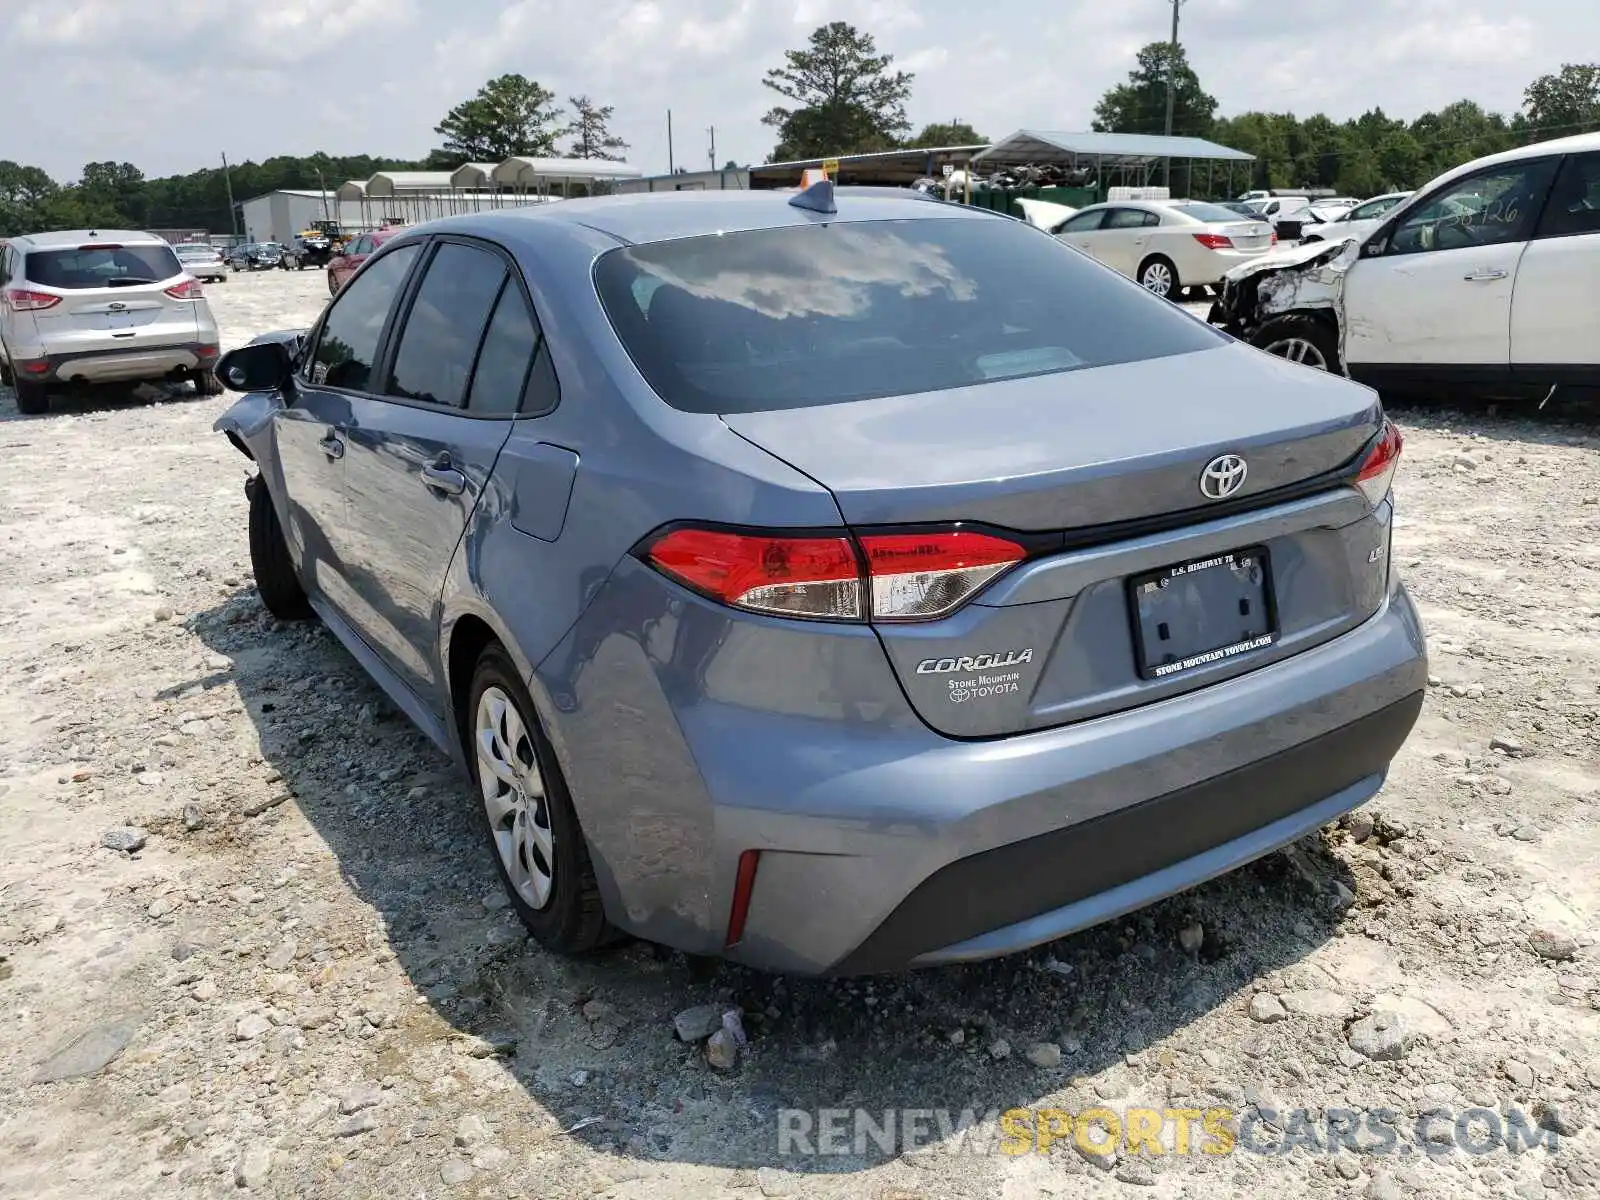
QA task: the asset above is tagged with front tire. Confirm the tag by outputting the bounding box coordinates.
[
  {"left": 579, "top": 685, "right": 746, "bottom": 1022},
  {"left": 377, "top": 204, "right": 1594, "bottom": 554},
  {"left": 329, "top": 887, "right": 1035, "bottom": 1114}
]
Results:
[
  {"left": 13, "top": 378, "right": 49, "bottom": 415},
  {"left": 467, "top": 646, "right": 612, "bottom": 956},
  {"left": 1251, "top": 314, "right": 1343, "bottom": 374},
  {"left": 1137, "top": 255, "right": 1179, "bottom": 300},
  {"left": 248, "top": 477, "right": 312, "bottom": 619}
]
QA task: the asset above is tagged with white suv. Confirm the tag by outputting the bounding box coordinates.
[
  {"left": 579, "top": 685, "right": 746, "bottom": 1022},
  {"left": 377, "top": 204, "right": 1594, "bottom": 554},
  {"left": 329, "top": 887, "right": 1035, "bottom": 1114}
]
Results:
[{"left": 0, "top": 229, "right": 223, "bottom": 415}]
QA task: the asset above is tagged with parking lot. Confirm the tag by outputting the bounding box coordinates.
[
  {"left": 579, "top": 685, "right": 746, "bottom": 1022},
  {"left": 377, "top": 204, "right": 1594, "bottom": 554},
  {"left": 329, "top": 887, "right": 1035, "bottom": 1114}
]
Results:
[{"left": 0, "top": 267, "right": 1596, "bottom": 1198}]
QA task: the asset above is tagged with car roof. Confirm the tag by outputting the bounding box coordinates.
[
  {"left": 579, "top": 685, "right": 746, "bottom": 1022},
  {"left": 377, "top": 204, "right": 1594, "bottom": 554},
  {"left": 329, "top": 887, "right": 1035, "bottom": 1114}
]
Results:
[
  {"left": 407, "top": 187, "right": 991, "bottom": 247},
  {"left": 12, "top": 229, "right": 169, "bottom": 250}
]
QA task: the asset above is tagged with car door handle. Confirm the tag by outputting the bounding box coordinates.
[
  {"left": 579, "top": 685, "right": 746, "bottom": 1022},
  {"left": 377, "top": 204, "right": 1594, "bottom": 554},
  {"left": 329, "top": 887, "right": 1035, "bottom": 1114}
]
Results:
[
  {"left": 1463, "top": 268, "right": 1508, "bottom": 281},
  {"left": 420, "top": 461, "right": 466, "bottom": 496},
  {"left": 318, "top": 430, "right": 344, "bottom": 459}
]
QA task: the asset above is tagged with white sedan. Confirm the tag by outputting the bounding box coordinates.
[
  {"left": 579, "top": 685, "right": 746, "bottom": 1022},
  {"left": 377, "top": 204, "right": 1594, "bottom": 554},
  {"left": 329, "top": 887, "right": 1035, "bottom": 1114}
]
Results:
[
  {"left": 1054, "top": 200, "right": 1276, "bottom": 298},
  {"left": 173, "top": 243, "right": 229, "bottom": 283},
  {"left": 1298, "top": 192, "right": 1414, "bottom": 244}
]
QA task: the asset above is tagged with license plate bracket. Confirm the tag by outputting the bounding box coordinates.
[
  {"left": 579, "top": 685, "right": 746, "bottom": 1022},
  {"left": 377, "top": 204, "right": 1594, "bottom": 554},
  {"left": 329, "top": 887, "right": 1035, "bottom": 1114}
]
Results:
[{"left": 1128, "top": 546, "right": 1276, "bottom": 680}]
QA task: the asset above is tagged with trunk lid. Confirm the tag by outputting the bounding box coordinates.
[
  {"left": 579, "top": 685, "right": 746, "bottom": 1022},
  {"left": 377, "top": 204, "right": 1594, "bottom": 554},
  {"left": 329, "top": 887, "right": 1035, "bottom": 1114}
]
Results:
[
  {"left": 1220, "top": 222, "right": 1272, "bottom": 251},
  {"left": 720, "top": 341, "right": 1380, "bottom": 531},
  {"left": 723, "top": 341, "right": 1391, "bottom": 739}
]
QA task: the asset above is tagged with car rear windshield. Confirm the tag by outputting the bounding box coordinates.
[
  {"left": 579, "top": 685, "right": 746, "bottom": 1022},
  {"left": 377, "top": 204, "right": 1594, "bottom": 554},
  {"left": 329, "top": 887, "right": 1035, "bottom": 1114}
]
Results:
[
  {"left": 592, "top": 216, "right": 1224, "bottom": 414},
  {"left": 25, "top": 243, "right": 182, "bottom": 289},
  {"left": 1168, "top": 202, "right": 1256, "bottom": 223}
]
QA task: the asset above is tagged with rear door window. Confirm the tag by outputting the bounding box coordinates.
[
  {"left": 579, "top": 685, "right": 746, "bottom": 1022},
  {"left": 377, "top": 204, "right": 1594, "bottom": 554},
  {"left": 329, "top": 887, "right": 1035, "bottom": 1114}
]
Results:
[
  {"left": 1104, "top": 209, "right": 1157, "bottom": 229},
  {"left": 25, "top": 243, "right": 181, "bottom": 289},
  {"left": 308, "top": 244, "right": 420, "bottom": 392},
  {"left": 1535, "top": 152, "right": 1600, "bottom": 239},
  {"left": 385, "top": 242, "right": 506, "bottom": 408},
  {"left": 592, "top": 215, "right": 1225, "bottom": 414},
  {"left": 465, "top": 284, "right": 547, "bottom": 416}
]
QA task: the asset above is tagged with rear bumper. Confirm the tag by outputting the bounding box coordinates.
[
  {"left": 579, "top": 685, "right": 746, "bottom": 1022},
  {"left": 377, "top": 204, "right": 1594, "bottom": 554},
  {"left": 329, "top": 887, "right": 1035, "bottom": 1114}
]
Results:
[
  {"left": 17, "top": 341, "right": 220, "bottom": 385},
  {"left": 539, "top": 561, "right": 1427, "bottom": 976},
  {"left": 844, "top": 691, "right": 1418, "bottom": 972}
]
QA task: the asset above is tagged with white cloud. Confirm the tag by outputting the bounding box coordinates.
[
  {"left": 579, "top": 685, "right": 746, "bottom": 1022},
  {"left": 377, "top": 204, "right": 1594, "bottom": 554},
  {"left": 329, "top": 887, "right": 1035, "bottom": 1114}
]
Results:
[{"left": 0, "top": 0, "right": 1590, "bottom": 187}]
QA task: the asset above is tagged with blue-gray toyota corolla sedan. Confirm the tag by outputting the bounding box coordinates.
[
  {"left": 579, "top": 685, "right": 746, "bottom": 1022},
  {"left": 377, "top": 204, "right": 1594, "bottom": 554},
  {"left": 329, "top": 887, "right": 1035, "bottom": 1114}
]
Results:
[{"left": 214, "top": 184, "right": 1427, "bottom": 976}]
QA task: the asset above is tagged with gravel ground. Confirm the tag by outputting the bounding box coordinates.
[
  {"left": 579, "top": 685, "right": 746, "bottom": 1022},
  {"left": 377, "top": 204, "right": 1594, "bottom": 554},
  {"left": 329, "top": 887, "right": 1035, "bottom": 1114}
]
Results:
[{"left": 1, "top": 268, "right": 1597, "bottom": 1199}]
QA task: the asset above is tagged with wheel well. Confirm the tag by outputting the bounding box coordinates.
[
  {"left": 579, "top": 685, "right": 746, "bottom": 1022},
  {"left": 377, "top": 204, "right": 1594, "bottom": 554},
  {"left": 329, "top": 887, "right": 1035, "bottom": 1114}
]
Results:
[
  {"left": 447, "top": 615, "right": 498, "bottom": 743},
  {"left": 1137, "top": 253, "right": 1177, "bottom": 281}
]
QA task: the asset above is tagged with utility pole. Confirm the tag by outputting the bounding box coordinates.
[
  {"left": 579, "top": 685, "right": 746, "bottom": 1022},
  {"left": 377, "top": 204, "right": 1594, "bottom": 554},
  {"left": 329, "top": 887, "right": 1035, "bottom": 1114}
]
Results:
[
  {"left": 314, "top": 166, "right": 331, "bottom": 224},
  {"left": 1162, "top": 0, "right": 1186, "bottom": 188},
  {"left": 708, "top": 125, "right": 716, "bottom": 170},
  {"left": 667, "top": 110, "right": 675, "bottom": 175},
  {"left": 220, "top": 152, "right": 239, "bottom": 238}
]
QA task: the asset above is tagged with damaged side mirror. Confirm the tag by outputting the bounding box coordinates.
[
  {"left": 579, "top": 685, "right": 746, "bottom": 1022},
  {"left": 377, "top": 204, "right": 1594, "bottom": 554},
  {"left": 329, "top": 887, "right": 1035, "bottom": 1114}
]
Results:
[{"left": 217, "top": 341, "right": 294, "bottom": 393}]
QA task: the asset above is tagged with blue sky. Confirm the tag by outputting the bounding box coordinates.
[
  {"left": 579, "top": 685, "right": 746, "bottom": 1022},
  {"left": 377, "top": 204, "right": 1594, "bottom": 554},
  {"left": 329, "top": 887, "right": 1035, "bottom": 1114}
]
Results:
[{"left": 2, "top": 0, "right": 1579, "bottom": 183}]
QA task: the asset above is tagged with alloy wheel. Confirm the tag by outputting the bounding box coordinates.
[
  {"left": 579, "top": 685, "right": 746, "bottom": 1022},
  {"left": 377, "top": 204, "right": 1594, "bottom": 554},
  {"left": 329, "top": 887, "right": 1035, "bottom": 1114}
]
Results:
[
  {"left": 474, "top": 686, "right": 555, "bottom": 909},
  {"left": 1262, "top": 337, "right": 1330, "bottom": 371},
  {"left": 1140, "top": 262, "right": 1174, "bottom": 297}
]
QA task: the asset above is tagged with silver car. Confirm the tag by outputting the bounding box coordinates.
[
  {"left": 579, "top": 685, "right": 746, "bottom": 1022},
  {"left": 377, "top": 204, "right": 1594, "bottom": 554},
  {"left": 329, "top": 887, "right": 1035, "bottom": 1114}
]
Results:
[
  {"left": 174, "top": 241, "right": 230, "bottom": 283},
  {"left": 213, "top": 188, "right": 1426, "bottom": 975},
  {"left": 0, "top": 230, "right": 222, "bottom": 414},
  {"left": 1055, "top": 200, "right": 1276, "bottom": 298}
]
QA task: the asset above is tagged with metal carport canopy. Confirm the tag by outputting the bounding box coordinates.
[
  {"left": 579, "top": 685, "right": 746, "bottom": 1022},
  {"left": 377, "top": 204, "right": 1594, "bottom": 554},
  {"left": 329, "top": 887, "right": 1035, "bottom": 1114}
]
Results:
[{"left": 974, "top": 130, "right": 1255, "bottom": 168}]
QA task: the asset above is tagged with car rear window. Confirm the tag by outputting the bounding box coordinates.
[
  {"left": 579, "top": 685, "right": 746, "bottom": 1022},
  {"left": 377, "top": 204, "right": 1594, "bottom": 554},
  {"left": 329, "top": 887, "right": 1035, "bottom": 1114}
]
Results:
[
  {"left": 592, "top": 216, "right": 1224, "bottom": 414},
  {"left": 25, "top": 244, "right": 182, "bottom": 289},
  {"left": 1168, "top": 202, "right": 1255, "bottom": 223}
]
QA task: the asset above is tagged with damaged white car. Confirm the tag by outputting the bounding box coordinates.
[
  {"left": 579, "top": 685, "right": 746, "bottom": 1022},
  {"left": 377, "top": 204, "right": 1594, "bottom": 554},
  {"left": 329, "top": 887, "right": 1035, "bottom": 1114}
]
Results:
[{"left": 1210, "top": 132, "right": 1600, "bottom": 402}]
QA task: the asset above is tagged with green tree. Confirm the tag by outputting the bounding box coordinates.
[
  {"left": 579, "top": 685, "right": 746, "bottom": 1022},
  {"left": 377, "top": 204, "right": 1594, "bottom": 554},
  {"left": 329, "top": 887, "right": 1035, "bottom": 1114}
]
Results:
[
  {"left": 1409, "top": 100, "right": 1513, "bottom": 179},
  {"left": 762, "top": 22, "right": 914, "bottom": 160},
  {"left": 76, "top": 161, "right": 146, "bottom": 227},
  {"left": 1091, "top": 42, "right": 1217, "bottom": 138},
  {"left": 906, "top": 120, "right": 985, "bottom": 148},
  {"left": 434, "top": 74, "right": 565, "bottom": 162},
  {"left": 0, "top": 161, "right": 62, "bottom": 236},
  {"left": 1523, "top": 63, "right": 1600, "bottom": 134},
  {"left": 565, "top": 96, "right": 630, "bottom": 161}
]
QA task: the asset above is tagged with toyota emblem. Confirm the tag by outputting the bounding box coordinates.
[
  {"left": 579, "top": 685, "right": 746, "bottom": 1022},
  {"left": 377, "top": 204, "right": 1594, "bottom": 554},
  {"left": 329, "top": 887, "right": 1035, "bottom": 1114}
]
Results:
[{"left": 1199, "top": 454, "right": 1248, "bottom": 500}]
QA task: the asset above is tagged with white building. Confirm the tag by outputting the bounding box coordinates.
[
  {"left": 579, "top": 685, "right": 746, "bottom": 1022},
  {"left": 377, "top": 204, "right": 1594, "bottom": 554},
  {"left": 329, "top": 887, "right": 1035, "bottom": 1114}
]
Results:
[
  {"left": 237, "top": 158, "right": 646, "bottom": 244},
  {"left": 237, "top": 190, "right": 372, "bottom": 245}
]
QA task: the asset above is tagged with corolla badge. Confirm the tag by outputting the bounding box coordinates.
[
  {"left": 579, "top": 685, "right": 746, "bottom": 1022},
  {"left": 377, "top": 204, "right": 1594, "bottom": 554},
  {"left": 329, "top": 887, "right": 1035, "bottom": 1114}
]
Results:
[
  {"left": 1199, "top": 454, "right": 1248, "bottom": 500},
  {"left": 916, "top": 648, "right": 1033, "bottom": 674}
]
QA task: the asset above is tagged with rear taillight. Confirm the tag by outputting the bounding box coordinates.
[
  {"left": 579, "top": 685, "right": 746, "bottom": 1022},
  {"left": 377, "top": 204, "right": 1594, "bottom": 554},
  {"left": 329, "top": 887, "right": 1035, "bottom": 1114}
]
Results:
[
  {"left": 644, "top": 528, "right": 862, "bottom": 619},
  {"left": 165, "top": 278, "right": 204, "bottom": 299},
  {"left": 641, "top": 526, "right": 1026, "bottom": 623},
  {"left": 1193, "top": 232, "right": 1233, "bottom": 250},
  {"left": 1270, "top": 232, "right": 1279, "bottom": 244},
  {"left": 857, "top": 530, "right": 1026, "bottom": 621},
  {"left": 1356, "top": 420, "right": 1403, "bottom": 505},
  {"left": 3, "top": 287, "right": 60, "bottom": 312}
]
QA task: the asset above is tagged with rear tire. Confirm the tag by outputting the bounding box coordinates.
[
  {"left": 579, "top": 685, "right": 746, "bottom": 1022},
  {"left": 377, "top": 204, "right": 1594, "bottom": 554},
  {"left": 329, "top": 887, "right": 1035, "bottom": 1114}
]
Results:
[
  {"left": 1250, "top": 314, "right": 1343, "bottom": 374},
  {"left": 466, "top": 645, "right": 613, "bottom": 956},
  {"left": 248, "top": 478, "right": 312, "bottom": 619},
  {"left": 1137, "top": 255, "right": 1180, "bottom": 300},
  {"left": 195, "top": 370, "right": 225, "bottom": 397},
  {"left": 13, "top": 378, "right": 49, "bottom": 415}
]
